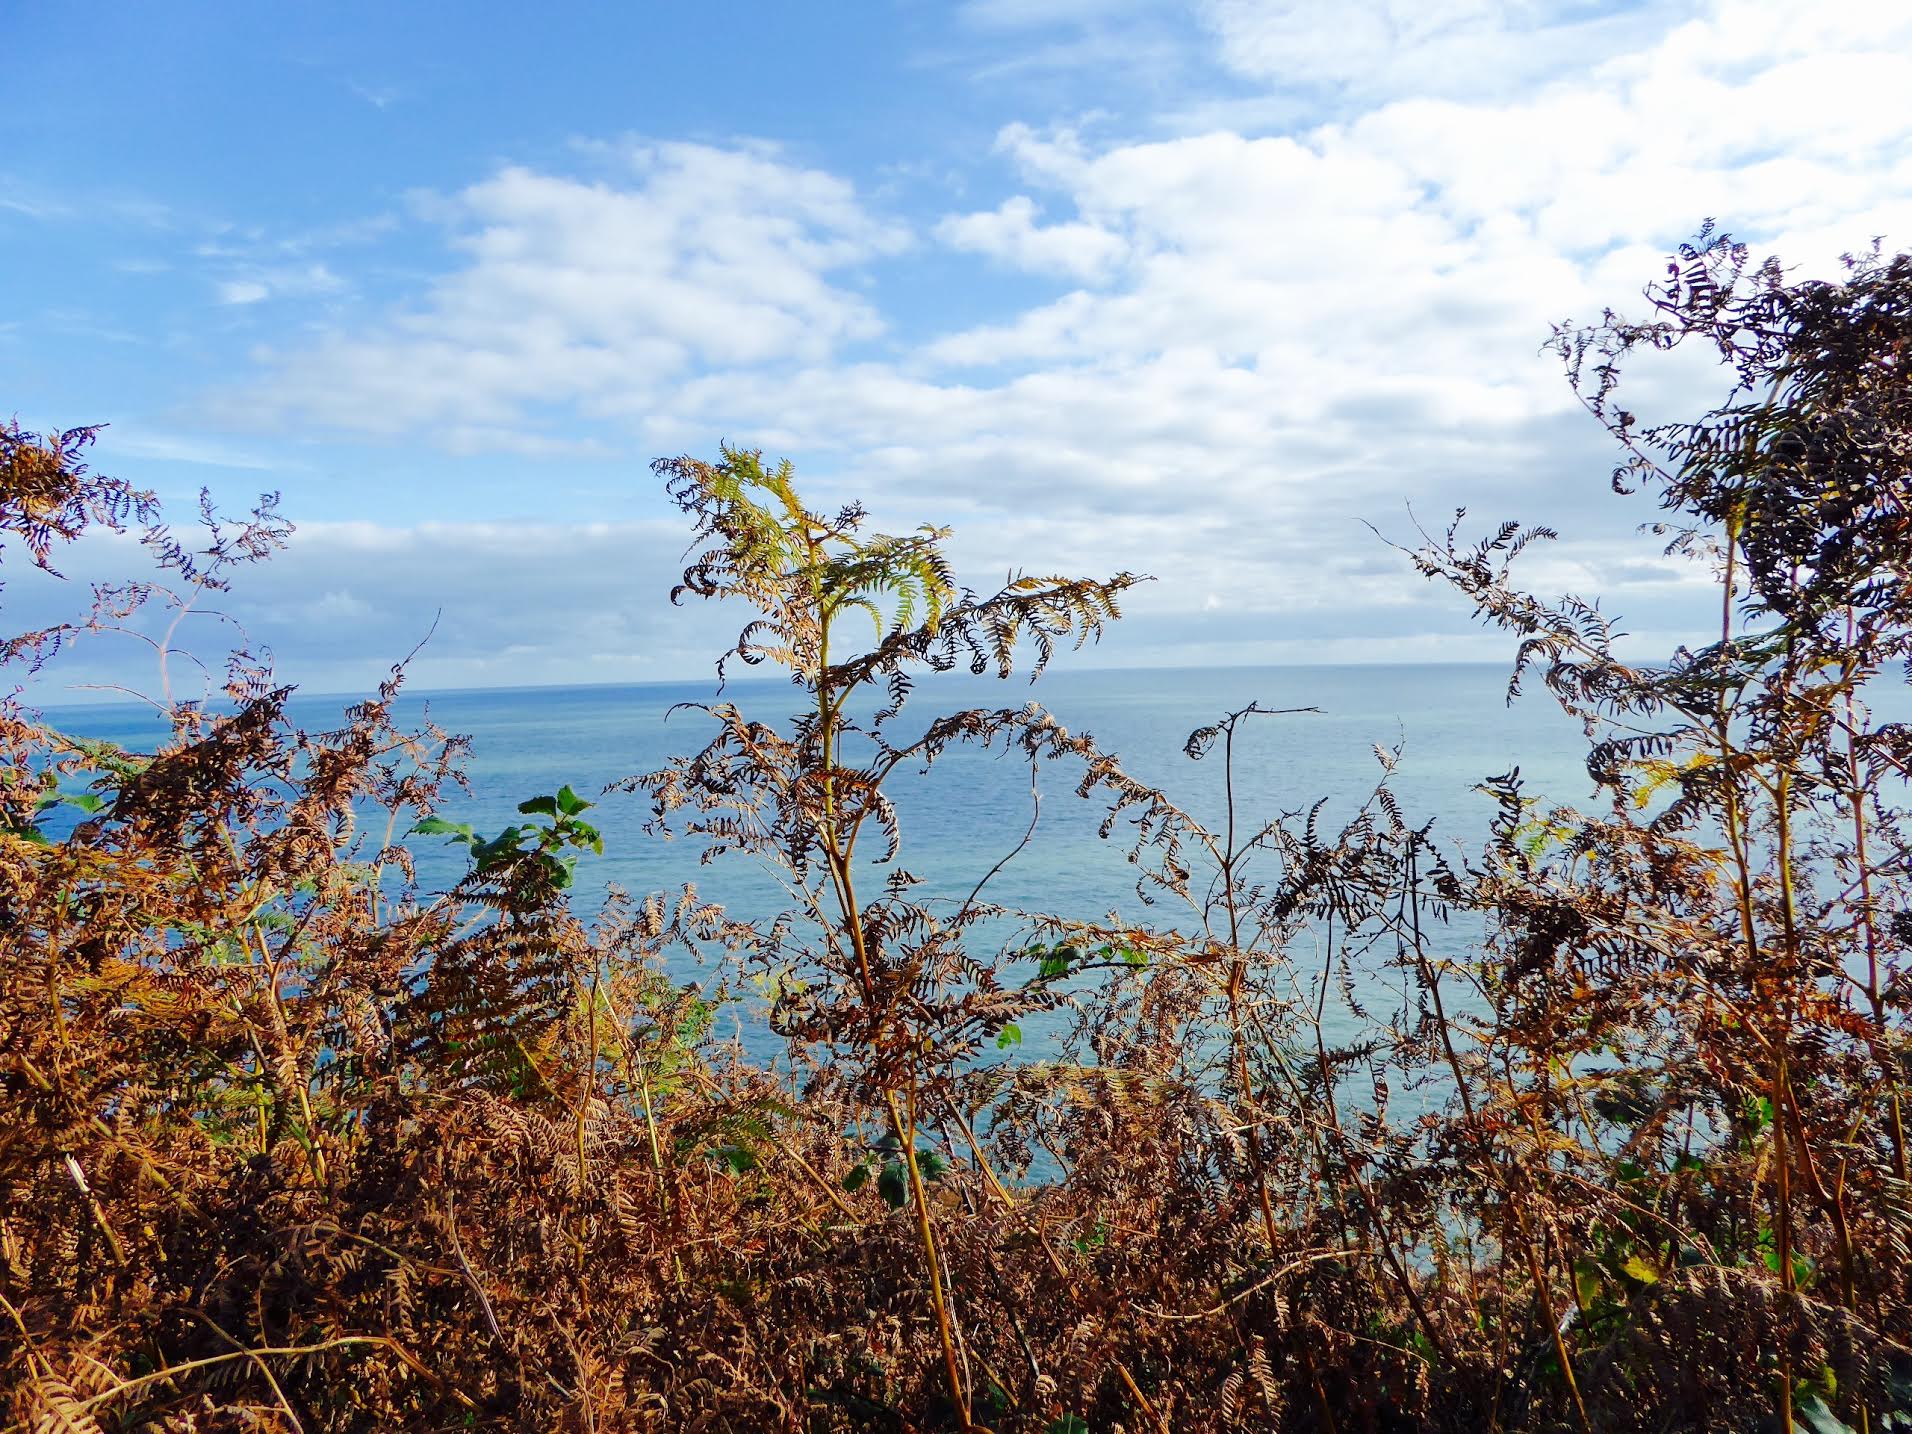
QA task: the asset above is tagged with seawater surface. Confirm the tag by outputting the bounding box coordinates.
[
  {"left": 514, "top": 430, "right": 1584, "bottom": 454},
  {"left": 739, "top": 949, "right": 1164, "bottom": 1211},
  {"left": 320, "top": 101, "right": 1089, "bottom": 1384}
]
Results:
[
  {"left": 34, "top": 664, "right": 1594, "bottom": 1023},
  {"left": 34, "top": 661, "right": 1912, "bottom": 1133}
]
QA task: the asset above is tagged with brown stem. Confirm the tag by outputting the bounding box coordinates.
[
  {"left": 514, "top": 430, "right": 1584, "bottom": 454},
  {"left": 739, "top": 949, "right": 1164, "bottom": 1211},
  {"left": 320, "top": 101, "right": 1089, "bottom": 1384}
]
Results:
[
  {"left": 1841, "top": 607, "right": 1906, "bottom": 1184},
  {"left": 1519, "top": 1206, "right": 1592, "bottom": 1434}
]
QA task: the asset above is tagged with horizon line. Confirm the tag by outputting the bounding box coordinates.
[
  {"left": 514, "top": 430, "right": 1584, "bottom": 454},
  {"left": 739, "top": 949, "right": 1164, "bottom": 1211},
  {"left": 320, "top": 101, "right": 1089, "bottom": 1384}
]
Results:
[{"left": 24, "top": 654, "right": 1598, "bottom": 715}]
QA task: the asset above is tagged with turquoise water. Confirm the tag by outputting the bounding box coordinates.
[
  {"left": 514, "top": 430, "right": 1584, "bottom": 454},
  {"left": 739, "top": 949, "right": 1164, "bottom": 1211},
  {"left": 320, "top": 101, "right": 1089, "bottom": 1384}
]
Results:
[
  {"left": 31, "top": 661, "right": 1912, "bottom": 1139},
  {"left": 35, "top": 664, "right": 1592, "bottom": 1022},
  {"left": 38, "top": 663, "right": 1600, "bottom": 917},
  {"left": 452, "top": 662, "right": 1592, "bottom": 921}
]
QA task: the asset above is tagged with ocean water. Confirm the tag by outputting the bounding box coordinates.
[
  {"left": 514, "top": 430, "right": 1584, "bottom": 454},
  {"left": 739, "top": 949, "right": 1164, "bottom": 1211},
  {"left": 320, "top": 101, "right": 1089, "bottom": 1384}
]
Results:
[
  {"left": 30, "top": 660, "right": 1912, "bottom": 1145},
  {"left": 36, "top": 664, "right": 1604, "bottom": 909},
  {"left": 39, "top": 660, "right": 1912, "bottom": 1100},
  {"left": 33, "top": 665, "right": 1593, "bottom": 1033}
]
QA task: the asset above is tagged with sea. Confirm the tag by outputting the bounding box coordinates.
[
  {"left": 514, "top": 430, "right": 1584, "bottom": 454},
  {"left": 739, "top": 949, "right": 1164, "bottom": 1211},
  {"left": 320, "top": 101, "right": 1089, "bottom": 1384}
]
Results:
[
  {"left": 34, "top": 662, "right": 1909, "bottom": 1079},
  {"left": 30, "top": 665, "right": 1582, "bottom": 1009}
]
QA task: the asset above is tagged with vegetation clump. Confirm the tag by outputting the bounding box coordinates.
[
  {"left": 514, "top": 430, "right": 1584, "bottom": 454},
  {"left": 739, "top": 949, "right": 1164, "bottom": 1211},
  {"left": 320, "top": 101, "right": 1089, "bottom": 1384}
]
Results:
[{"left": 2, "top": 233, "right": 1910, "bottom": 1431}]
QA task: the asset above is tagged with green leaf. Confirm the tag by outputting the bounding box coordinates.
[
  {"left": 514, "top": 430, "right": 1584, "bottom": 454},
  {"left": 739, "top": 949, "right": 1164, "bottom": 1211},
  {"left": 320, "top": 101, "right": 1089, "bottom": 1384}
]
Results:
[
  {"left": 556, "top": 784, "right": 591, "bottom": 816},
  {"left": 841, "top": 1163, "right": 870, "bottom": 1193},
  {"left": 473, "top": 827, "right": 525, "bottom": 868},
  {"left": 1620, "top": 1253, "right": 1659, "bottom": 1285},
  {"left": 1036, "top": 944, "right": 1083, "bottom": 979},
  {"left": 996, "top": 1023, "right": 1023, "bottom": 1050},
  {"left": 1072, "top": 1221, "right": 1107, "bottom": 1255},
  {"left": 517, "top": 794, "right": 558, "bottom": 817},
  {"left": 412, "top": 816, "right": 475, "bottom": 842},
  {"left": 63, "top": 735, "right": 147, "bottom": 780},
  {"left": 1046, "top": 1417, "right": 1090, "bottom": 1434},
  {"left": 1573, "top": 1259, "right": 1601, "bottom": 1307},
  {"left": 1755, "top": 1229, "right": 1813, "bottom": 1285},
  {"left": 710, "top": 1144, "right": 757, "bottom": 1175},
  {"left": 877, "top": 1161, "right": 909, "bottom": 1209}
]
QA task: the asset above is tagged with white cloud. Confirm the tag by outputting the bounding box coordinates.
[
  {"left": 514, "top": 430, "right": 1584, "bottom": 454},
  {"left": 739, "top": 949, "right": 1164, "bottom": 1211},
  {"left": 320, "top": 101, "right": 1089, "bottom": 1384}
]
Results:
[
  {"left": 214, "top": 263, "right": 346, "bottom": 306},
  {"left": 96, "top": 430, "right": 289, "bottom": 471},
  {"left": 1196, "top": 0, "right": 1687, "bottom": 100},
  {"left": 664, "top": 0, "right": 1912, "bottom": 655},
  {"left": 7, "top": 503, "right": 1711, "bottom": 712},
  {"left": 935, "top": 195, "right": 1128, "bottom": 281},
  {"left": 6, "top": 516, "right": 725, "bottom": 702},
  {"left": 165, "top": 0, "right": 1912, "bottom": 681},
  {"left": 297, "top": 589, "right": 376, "bottom": 623},
  {"left": 226, "top": 141, "right": 909, "bottom": 438}
]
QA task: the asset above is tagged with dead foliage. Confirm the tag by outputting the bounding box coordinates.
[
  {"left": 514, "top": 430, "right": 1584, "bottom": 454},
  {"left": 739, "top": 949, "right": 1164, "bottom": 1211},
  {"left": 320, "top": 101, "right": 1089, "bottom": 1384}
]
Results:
[{"left": 3, "top": 236, "right": 1911, "bottom": 1432}]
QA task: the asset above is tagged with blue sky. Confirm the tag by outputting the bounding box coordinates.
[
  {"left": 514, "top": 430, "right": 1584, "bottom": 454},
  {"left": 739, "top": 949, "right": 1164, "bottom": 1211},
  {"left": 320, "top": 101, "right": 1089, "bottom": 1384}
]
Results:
[{"left": 6, "top": 1, "right": 1911, "bottom": 698}]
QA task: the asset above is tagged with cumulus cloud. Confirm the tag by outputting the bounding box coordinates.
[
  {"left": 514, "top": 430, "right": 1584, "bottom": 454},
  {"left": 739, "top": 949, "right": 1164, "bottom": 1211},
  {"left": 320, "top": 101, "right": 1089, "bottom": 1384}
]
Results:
[
  {"left": 659, "top": 0, "right": 1911, "bottom": 661},
  {"left": 134, "top": 0, "right": 1912, "bottom": 686},
  {"left": 934, "top": 196, "right": 1128, "bottom": 281},
  {"left": 223, "top": 142, "right": 910, "bottom": 446}
]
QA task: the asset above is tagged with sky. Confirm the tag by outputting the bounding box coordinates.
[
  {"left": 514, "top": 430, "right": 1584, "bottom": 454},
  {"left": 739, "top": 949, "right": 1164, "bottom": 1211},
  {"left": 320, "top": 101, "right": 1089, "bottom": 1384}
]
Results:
[{"left": 5, "top": 0, "right": 1911, "bottom": 700}]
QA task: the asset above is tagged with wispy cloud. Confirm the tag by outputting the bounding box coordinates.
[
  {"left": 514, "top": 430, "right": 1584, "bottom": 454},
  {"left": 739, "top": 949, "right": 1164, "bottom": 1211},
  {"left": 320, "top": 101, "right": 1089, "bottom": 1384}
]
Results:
[
  {"left": 96, "top": 429, "right": 293, "bottom": 472},
  {"left": 347, "top": 80, "right": 403, "bottom": 110},
  {"left": 211, "top": 263, "right": 347, "bottom": 306},
  {"left": 1195, "top": 0, "right": 1689, "bottom": 102},
  {"left": 0, "top": 192, "right": 71, "bottom": 221}
]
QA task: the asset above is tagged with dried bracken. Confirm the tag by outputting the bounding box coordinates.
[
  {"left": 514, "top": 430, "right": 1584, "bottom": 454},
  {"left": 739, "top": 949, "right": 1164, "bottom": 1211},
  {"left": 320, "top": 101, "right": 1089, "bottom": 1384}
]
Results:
[{"left": 2, "top": 235, "right": 1909, "bottom": 1433}]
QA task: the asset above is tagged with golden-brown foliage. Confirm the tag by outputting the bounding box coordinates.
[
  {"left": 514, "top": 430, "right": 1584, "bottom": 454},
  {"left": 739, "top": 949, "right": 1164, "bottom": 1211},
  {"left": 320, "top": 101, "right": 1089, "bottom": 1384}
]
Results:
[{"left": 3, "top": 236, "right": 1911, "bottom": 1433}]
